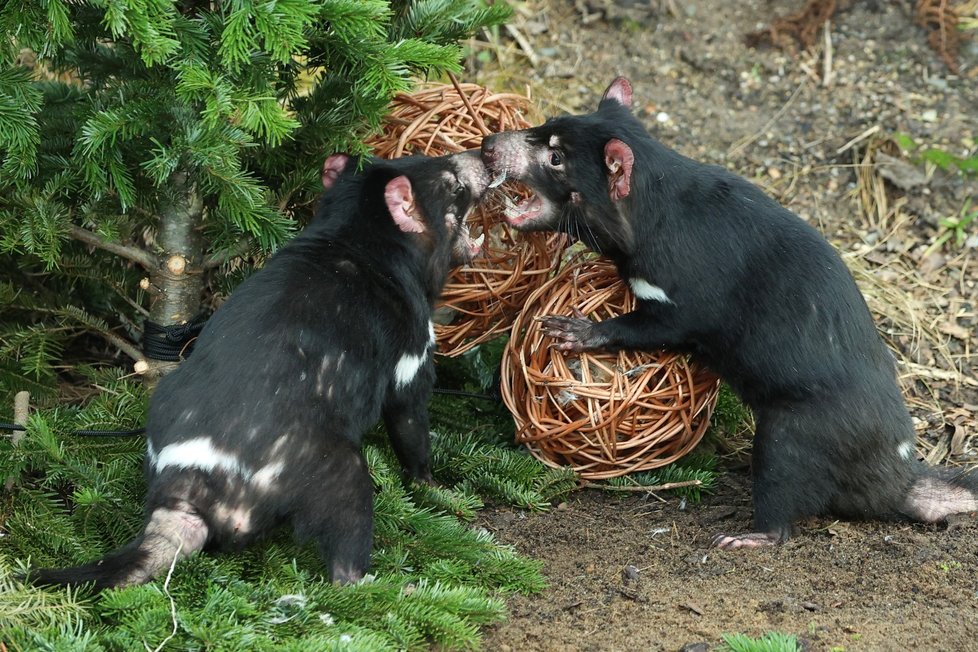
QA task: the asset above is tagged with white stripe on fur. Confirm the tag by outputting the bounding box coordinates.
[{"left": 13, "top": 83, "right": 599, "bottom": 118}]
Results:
[
  {"left": 153, "top": 437, "right": 247, "bottom": 478},
  {"left": 394, "top": 352, "right": 427, "bottom": 389},
  {"left": 629, "top": 278, "right": 672, "bottom": 304}
]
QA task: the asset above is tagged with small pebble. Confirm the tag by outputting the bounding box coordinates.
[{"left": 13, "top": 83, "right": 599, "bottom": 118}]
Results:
[{"left": 623, "top": 564, "right": 640, "bottom": 582}]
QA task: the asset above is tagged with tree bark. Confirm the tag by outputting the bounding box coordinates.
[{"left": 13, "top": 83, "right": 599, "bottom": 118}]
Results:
[
  {"left": 143, "top": 171, "right": 205, "bottom": 386},
  {"left": 4, "top": 391, "right": 30, "bottom": 490}
]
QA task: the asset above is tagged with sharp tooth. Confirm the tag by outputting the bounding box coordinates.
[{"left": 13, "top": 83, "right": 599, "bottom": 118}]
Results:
[
  {"left": 503, "top": 205, "right": 520, "bottom": 219},
  {"left": 487, "top": 172, "right": 507, "bottom": 189},
  {"left": 472, "top": 233, "right": 485, "bottom": 248}
]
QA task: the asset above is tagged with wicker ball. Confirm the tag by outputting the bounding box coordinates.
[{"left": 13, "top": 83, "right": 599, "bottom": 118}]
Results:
[
  {"left": 501, "top": 259, "right": 721, "bottom": 479},
  {"left": 365, "top": 80, "right": 567, "bottom": 356}
]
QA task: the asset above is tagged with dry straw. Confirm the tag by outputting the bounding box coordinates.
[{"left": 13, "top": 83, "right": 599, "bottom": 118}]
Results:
[
  {"left": 501, "top": 258, "right": 721, "bottom": 479},
  {"left": 365, "top": 78, "right": 567, "bottom": 356}
]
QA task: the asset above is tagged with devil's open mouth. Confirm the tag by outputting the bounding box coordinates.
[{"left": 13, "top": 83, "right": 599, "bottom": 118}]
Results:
[
  {"left": 455, "top": 207, "right": 486, "bottom": 261},
  {"left": 462, "top": 227, "right": 485, "bottom": 259},
  {"left": 487, "top": 173, "right": 544, "bottom": 228}
]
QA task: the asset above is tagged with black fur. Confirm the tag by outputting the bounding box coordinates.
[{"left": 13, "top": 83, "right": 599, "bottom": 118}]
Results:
[
  {"left": 29, "top": 151, "right": 488, "bottom": 588},
  {"left": 481, "top": 78, "right": 977, "bottom": 547}
]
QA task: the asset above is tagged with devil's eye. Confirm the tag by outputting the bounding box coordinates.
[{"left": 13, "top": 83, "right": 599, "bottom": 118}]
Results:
[
  {"left": 450, "top": 175, "right": 465, "bottom": 196},
  {"left": 549, "top": 151, "right": 562, "bottom": 166}
]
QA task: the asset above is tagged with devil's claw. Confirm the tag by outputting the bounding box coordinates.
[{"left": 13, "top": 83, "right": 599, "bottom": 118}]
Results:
[
  {"left": 711, "top": 532, "right": 781, "bottom": 550},
  {"left": 539, "top": 315, "right": 603, "bottom": 352}
]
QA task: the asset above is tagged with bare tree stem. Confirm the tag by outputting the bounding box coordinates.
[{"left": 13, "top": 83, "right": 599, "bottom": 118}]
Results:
[
  {"left": 203, "top": 238, "right": 251, "bottom": 270},
  {"left": 102, "top": 329, "right": 144, "bottom": 362},
  {"left": 68, "top": 224, "right": 157, "bottom": 270},
  {"left": 144, "top": 171, "right": 206, "bottom": 384}
]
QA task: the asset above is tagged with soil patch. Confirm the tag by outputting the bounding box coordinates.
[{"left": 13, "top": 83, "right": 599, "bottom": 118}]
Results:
[{"left": 479, "top": 479, "right": 978, "bottom": 651}]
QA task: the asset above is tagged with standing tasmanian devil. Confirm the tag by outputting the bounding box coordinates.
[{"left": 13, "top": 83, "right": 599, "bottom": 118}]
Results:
[
  {"left": 481, "top": 76, "right": 977, "bottom": 548},
  {"left": 29, "top": 151, "right": 488, "bottom": 588}
]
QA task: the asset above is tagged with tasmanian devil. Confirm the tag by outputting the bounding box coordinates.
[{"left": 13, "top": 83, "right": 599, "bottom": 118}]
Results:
[
  {"left": 481, "top": 76, "right": 977, "bottom": 548},
  {"left": 29, "top": 150, "right": 488, "bottom": 589}
]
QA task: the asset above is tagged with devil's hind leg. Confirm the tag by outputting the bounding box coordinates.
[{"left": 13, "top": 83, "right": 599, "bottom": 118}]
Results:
[
  {"left": 292, "top": 439, "right": 374, "bottom": 584},
  {"left": 713, "top": 406, "right": 834, "bottom": 549}
]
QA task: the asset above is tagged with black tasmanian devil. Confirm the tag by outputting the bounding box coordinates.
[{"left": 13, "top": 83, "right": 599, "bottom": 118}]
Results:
[
  {"left": 30, "top": 151, "right": 488, "bottom": 589},
  {"left": 481, "top": 76, "right": 977, "bottom": 548}
]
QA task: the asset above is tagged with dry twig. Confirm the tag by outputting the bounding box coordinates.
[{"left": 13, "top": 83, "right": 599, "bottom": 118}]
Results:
[
  {"left": 581, "top": 479, "right": 703, "bottom": 493},
  {"left": 745, "top": 0, "right": 837, "bottom": 52},
  {"left": 915, "top": 0, "right": 963, "bottom": 73}
]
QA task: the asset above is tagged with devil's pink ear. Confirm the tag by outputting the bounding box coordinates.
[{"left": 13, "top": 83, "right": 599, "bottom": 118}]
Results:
[
  {"left": 384, "top": 176, "right": 425, "bottom": 233},
  {"left": 322, "top": 154, "right": 350, "bottom": 190},
  {"left": 604, "top": 139, "right": 634, "bottom": 201},
  {"left": 601, "top": 77, "right": 633, "bottom": 108}
]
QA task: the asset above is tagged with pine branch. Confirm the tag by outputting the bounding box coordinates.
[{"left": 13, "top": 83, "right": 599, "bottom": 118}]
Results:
[
  {"left": 68, "top": 224, "right": 156, "bottom": 270},
  {"left": 0, "top": 562, "right": 89, "bottom": 632},
  {"left": 202, "top": 238, "right": 251, "bottom": 270},
  {"left": 100, "top": 328, "right": 143, "bottom": 363},
  {"left": 0, "top": 66, "right": 42, "bottom": 182}
]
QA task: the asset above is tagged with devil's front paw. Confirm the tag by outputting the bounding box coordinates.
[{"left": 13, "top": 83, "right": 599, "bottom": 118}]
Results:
[
  {"left": 539, "top": 315, "right": 606, "bottom": 352},
  {"left": 404, "top": 467, "right": 437, "bottom": 488}
]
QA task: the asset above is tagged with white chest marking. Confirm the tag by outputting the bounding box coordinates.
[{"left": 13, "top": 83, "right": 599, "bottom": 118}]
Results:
[
  {"left": 898, "top": 440, "right": 915, "bottom": 461},
  {"left": 394, "top": 351, "right": 427, "bottom": 389},
  {"left": 629, "top": 278, "right": 673, "bottom": 304},
  {"left": 153, "top": 436, "right": 247, "bottom": 478},
  {"left": 393, "top": 322, "right": 435, "bottom": 390}
]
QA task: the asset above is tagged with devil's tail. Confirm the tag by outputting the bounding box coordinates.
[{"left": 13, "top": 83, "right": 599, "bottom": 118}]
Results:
[
  {"left": 27, "top": 500, "right": 208, "bottom": 591},
  {"left": 902, "top": 464, "right": 978, "bottom": 523}
]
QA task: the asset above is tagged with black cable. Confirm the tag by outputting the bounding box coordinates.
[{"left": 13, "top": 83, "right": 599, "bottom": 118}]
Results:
[
  {"left": 142, "top": 312, "right": 209, "bottom": 361},
  {"left": 431, "top": 387, "right": 498, "bottom": 402},
  {"left": 71, "top": 428, "right": 145, "bottom": 437},
  {"left": 0, "top": 422, "right": 145, "bottom": 437}
]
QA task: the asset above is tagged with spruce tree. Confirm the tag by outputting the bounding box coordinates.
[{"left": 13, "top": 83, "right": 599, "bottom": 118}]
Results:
[{"left": 0, "top": 0, "right": 510, "bottom": 385}]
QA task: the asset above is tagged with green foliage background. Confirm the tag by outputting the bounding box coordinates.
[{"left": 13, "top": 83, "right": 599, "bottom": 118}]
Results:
[
  {"left": 0, "top": 0, "right": 511, "bottom": 396},
  {"left": 0, "top": 366, "right": 582, "bottom": 650}
]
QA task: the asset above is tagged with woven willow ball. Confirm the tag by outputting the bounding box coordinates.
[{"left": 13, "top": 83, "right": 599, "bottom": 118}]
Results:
[
  {"left": 364, "top": 81, "right": 567, "bottom": 356},
  {"left": 501, "top": 259, "right": 721, "bottom": 479}
]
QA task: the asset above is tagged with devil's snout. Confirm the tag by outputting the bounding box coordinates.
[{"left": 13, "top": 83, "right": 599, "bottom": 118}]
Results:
[
  {"left": 481, "top": 132, "right": 531, "bottom": 188},
  {"left": 480, "top": 136, "right": 500, "bottom": 167},
  {"left": 455, "top": 150, "right": 489, "bottom": 200}
]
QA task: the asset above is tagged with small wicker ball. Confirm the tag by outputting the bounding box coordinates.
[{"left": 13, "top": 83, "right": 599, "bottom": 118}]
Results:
[
  {"left": 365, "top": 80, "right": 568, "bottom": 356},
  {"left": 501, "top": 259, "right": 721, "bottom": 479}
]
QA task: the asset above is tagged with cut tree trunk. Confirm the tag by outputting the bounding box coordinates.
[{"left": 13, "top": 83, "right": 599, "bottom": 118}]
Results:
[{"left": 143, "top": 170, "right": 205, "bottom": 386}]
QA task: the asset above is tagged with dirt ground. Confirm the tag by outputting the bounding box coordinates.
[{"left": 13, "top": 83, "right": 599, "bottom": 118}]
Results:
[
  {"left": 468, "top": 0, "right": 978, "bottom": 649},
  {"left": 479, "top": 482, "right": 978, "bottom": 651}
]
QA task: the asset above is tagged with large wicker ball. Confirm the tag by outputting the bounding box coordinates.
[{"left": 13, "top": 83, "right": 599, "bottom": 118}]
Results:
[
  {"left": 365, "top": 80, "right": 567, "bottom": 356},
  {"left": 501, "top": 259, "right": 721, "bottom": 479}
]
